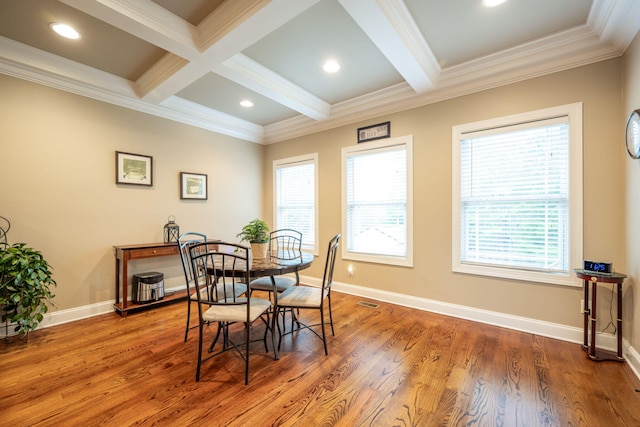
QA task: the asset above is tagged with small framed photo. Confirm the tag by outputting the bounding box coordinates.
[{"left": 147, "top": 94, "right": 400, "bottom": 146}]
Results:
[
  {"left": 116, "top": 151, "right": 153, "bottom": 186},
  {"left": 357, "top": 121, "right": 391, "bottom": 143},
  {"left": 180, "top": 172, "right": 208, "bottom": 200}
]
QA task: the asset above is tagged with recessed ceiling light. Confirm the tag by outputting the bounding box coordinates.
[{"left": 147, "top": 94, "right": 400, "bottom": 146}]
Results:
[
  {"left": 482, "top": 0, "right": 507, "bottom": 7},
  {"left": 50, "top": 23, "right": 81, "bottom": 40},
  {"left": 323, "top": 60, "right": 340, "bottom": 73},
  {"left": 240, "top": 100, "right": 253, "bottom": 108}
]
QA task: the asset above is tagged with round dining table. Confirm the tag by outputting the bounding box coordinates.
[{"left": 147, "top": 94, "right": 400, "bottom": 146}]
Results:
[{"left": 211, "top": 250, "right": 315, "bottom": 359}]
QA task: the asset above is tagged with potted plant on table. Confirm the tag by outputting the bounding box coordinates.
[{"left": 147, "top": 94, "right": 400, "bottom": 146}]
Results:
[
  {"left": 237, "top": 219, "right": 270, "bottom": 259},
  {"left": 0, "top": 243, "right": 56, "bottom": 341}
]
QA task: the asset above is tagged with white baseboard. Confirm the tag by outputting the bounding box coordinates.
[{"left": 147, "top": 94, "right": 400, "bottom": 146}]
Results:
[{"left": 3, "top": 279, "right": 639, "bottom": 381}]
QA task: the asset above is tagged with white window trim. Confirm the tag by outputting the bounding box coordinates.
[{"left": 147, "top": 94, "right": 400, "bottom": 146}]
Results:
[
  {"left": 451, "top": 103, "right": 583, "bottom": 287},
  {"left": 342, "top": 135, "right": 414, "bottom": 267},
  {"left": 273, "top": 153, "right": 319, "bottom": 255}
]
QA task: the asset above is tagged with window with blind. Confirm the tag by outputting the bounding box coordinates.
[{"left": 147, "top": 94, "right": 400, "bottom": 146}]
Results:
[
  {"left": 452, "top": 103, "right": 583, "bottom": 286},
  {"left": 273, "top": 154, "right": 318, "bottom": 253},
  {"left": 342, "top": 135, "right": 413, "bottom": 267}
]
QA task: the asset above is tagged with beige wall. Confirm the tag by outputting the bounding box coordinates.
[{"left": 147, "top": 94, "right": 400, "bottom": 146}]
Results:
[
  {"left": 264, "top": 59, "right": 625, "bottom": 329},
  {"left": 0, "top": 57, "right": 631, "bottom": 344},
  {"left": 624, "top": 33, "right": 640, "bottom": 359},
  {"left": 0, "top": 74, "right": 264, "bottom": 310}
]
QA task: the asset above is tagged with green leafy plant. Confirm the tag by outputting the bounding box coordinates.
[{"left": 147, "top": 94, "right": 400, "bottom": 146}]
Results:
[
  {"left": 237, "top": 219, "right": 270, "bottom": 243},
  {"left": 0, "top": 243, "right": 56, "bottom": 341}
]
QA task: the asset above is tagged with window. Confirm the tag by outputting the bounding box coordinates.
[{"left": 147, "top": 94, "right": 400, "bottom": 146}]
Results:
[
  {"left": 342, "top": 135, "right": 413, "bottom": 267},
  {"left": 273, "top": 154, "right": 318, "bottom": 253},
  {"left": 452, "top": 103, "right": 583, "bottom": 286}
]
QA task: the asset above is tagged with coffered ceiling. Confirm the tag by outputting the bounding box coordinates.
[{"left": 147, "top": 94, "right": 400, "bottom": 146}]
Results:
[{"left": 1, "top": 0, "right": 639, "bottom": 144}]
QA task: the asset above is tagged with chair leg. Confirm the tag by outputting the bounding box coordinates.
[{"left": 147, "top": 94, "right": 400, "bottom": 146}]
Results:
[
  {"left": 262, "top": 312, "right": 271, "bottom": 352},
  {"left": 244, "top": 320, "right": 250, "bottom": 385},
  {"left": 196, "top": 321, "right": 204, "bottom": 382},
  {"left": 320, "top": 305, "right": 328, "bottom": 356},
  {"left": 208, "top": 322, "right": 222, "bottom": 353},
  {"left": 184, "top": 300, "right": 192, "bottom": 342},
  {"left": 328, "top": 294, "right": 335, "bottom": 336}
]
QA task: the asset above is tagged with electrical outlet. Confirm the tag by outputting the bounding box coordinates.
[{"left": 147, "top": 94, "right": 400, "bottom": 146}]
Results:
[
  {"left": 580, "top": 299, "right": 591, "bottom": 314},
  {"left": 347, "top": 265, "right": 353, "bottom": 276}
]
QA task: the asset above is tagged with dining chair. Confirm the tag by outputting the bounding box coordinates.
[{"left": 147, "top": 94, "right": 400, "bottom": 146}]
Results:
[
  {"left": 189, "top": 242, "right": 272, "bottom": 384},
  {"left": 178, "top": 233, "right": 247, "bottom": 342},
  {"left": 178, "top": 232, "right": 208, "bottom": 342},
  {"left": 249, "top": 229, "right": 302, "bottom": 332},
  {"left": 249, "top": 228, "right": 303, "bottom": 294},
  {"left": 275, "top": 233, "right": 340, "bottom": 355}
]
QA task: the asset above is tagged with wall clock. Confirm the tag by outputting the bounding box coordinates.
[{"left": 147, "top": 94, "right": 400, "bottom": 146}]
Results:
[{"left": 626, "top": 109, "right": 640, "bottom": 159}]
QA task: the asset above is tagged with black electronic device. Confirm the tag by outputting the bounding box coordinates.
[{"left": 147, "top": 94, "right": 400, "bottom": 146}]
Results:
[{"left": 583, "top": 260, "right": 613, "bottom": 275}]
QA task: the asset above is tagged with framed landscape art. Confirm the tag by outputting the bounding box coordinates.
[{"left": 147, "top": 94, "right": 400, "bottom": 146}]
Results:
[
  {"left": 180, "top": 172, "right": 207, "bottom": 200},
  {"left": 115, "top": 151, "right": 153, "bottom": 186}
]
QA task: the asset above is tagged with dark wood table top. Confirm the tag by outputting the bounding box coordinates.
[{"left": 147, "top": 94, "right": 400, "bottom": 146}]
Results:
[
  {"left": 210, "top": 250, "right": 314, "bottom": 278},
  {"left": 573, "top": 269, "right": 626, "bottom": 283}
]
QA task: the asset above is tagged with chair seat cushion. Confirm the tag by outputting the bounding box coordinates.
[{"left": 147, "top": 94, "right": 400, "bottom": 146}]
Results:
[
  {"left": 202, "top": 297, "right": 271, "bottom": 323},
  {"left": 249, "top": 276, "right": 296, "bottom": 292},
  {"left": 277, "top": 286, "right": 326, "bottom": 308},
  {"left": 190, "top": 283, "right": 247, "bottom": 301}
]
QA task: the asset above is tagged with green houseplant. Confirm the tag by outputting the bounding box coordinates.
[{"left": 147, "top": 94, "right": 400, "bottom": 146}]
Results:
[
  {"left": 237, "top": 219, "right": 270, "bottom": 258},
  {"left": 0, "top": 243, "right": 56, "bottom": 341}
]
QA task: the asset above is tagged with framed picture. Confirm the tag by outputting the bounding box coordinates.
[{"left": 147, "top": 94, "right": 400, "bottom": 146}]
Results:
[
  {"left": 357, "top": 121, "right": 391, "bottom": 143},
  {"left": 180, "top": 172, "right": 208, "bottom": 200},
  {"left": 115, "top": 151, "right": 153, "bottom": 186}
]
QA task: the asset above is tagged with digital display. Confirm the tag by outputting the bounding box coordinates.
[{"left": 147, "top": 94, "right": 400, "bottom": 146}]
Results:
[{"left": 583, "top": 260, "right": 612, "bottom": 274}]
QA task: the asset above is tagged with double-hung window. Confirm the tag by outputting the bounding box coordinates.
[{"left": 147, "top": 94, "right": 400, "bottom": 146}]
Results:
[
  {"left": 273, "top": 154, "right": 318, "bottom": 253},
  {"left": 452, "top": 103, "right": 583, "bottom": 286},
  {"left": 342, "top": 135, "right": 413, "bottom": 267}
]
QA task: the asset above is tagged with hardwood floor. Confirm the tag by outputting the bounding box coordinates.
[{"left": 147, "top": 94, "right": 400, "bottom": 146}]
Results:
[{"left": 1, "top": 292, "right": 639, "bottom": 426}]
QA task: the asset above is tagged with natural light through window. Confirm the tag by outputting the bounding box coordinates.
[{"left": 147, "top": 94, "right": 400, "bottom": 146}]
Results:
[
  {"left": 342, "top": 135, "right": 413, "bottom": 267},
  {"left": 273, "top": 154, "right": 318, "bottom": 253},
  {"left": 452, "top": 103, "right": 583, "bottom": 286}
]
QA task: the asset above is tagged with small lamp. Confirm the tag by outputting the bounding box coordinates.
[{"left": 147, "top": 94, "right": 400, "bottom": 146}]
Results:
[{"left": 163, "top": 215, "right": 180, "bottom": 243}]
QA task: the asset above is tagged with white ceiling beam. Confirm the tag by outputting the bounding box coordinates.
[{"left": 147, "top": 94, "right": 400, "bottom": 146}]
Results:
[
  {"left": 59, "top": 0, "right": 200, "bottom": 59},
  {"left": 339, "top": 0, "right": 438, "bottom": 93},
  {"left": 142, "top": 0, "right": 321, "bottom": 104},
  {"left": 59, "top": 0, "right": 327, "bottom": 116},
  {"left": 215, "top": 54, "right": 330, "bottom": 121}
]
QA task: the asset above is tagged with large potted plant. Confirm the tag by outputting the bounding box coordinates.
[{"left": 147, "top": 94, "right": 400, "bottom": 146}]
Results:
[
  {"left": 237, "top": 219, "right": 270, "bottom": 259},
  {"left": 0, "top": 243, "right": 56, "bottom": 341}
]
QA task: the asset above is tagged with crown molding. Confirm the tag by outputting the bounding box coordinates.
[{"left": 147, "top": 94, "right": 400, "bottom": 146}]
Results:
[
  {"left": 0, "top": 37, "right": 263, "bottom": 143},
  {"left": 1, "top": 0, "right": 638, "bottom": 146},
  {"left": 262, "top": 24, "right": 623, "bottom": 144},
  {"left": 161, "top": 96, "right": 264, "bottom": 142},
  {"left": 589, "top": 0, "right": 640, "bottom": 52}
]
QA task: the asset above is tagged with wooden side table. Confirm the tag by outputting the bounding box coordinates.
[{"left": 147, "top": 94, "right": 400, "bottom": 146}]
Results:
[
  {"left": 574, "top": 269, "right": 626, "bottom": 362},
  {"left": 113, "top": 242, "right": 186, "bottom": 316}
]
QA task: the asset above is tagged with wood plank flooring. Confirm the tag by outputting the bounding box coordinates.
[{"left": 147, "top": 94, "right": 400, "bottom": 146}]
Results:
[{"left": 1, "top": 292, "right": 639, "bottom": 426}]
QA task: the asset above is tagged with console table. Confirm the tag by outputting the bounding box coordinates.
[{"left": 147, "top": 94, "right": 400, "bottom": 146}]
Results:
[
  {"left": 113, "top": 242, "right": 186, "bottom": 316},
  {"left": 574, "top": 269, "right": 626, "bottom": 362}
]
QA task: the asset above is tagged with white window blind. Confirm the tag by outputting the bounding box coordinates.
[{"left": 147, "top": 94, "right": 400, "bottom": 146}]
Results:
[
  {"left": 460, "top": 116, "right": 570, "bottom": 273},
  {"left": 274, "top": 155, "right": 317, "bottom": 251},
  {"left": 343, "top": 136, "right": 413, "bottom": 266}
]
